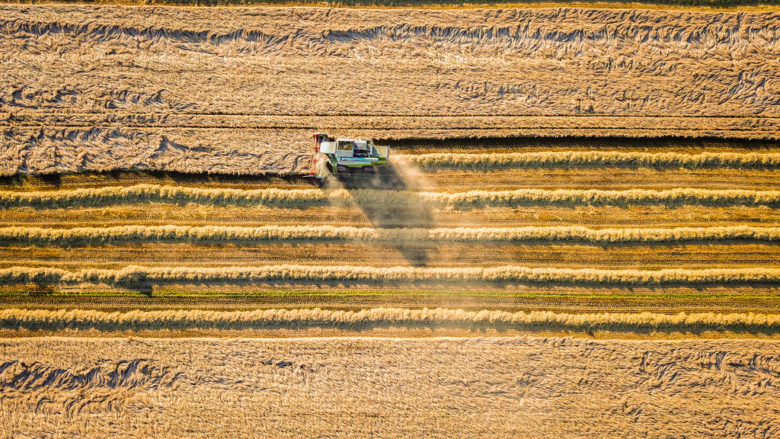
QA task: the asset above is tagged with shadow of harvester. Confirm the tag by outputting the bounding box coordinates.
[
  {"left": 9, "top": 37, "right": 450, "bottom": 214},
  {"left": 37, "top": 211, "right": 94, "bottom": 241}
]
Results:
[{"left": 323, "top": 164, "right": 436, "bottom": 266}]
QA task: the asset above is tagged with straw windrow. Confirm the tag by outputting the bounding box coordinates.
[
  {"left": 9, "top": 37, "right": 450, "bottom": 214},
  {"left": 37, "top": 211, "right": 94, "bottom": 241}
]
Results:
[
  {"left": 3, "top": 265, "right": 780, "bottom": 286},
  {"left": 401, "top": 151, "right": 780, "bottom": 171},
  {"left": 2, "top": 185, "right": 779, "bottom": 209},
  {"left": 1, "top": 225, "right": 779, "bottom": 246},
  {"left": 0, "top": 307, "right": 776, "bottom": 333}
]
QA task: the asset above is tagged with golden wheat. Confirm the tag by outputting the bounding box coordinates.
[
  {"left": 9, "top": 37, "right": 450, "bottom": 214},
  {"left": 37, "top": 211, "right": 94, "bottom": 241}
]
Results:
[
  {"left": 0, "top": 307, "right": 776, "bottom": 332},
  {"left": 2, "top": 338, "right": 778, "bottom": 438},
  {"left": 1, "top": 6, "right": 779, "bottom": 176},
  {"left": 2, "top": 225, "right": 779, "bottom": 246},
  {"left": 3, "top": 184, "right": 779, "bottom": 209},
  {"left": 3, "top": 265, "right": 779, "bottom": 286},
  {"left": 401, "top": 151, "right": 780, "bottom": 170},
  {"left": 426, "top": 188, "right": 780, "bottom": 209},
  {"left": 0, "top": 184, "right": 330, "bottom": 208}
]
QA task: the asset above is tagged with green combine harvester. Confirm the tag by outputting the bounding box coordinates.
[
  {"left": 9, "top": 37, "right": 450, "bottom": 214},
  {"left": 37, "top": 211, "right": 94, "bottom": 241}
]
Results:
[{"left": 310, "top": 132, "right": 390, "bottom": 179}]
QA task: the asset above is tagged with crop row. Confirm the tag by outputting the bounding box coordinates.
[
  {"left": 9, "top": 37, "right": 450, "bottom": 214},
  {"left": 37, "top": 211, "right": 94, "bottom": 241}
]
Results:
[
  {"left": 3, "top": 265, "right": 780, "bottom": 286},
  {"left": 401, "top": 151, "right": 780, "bottom": 170},
  {"left": 2, "top": 225, "right": 779, "bottom": 246},
  {"left": 0, "top": 307, "right": 776, "bottom": 332},
  {"left": 425, "top": 188, "right": 780, "bottom": 209},
  {"left": 2, "top": 184, "right": 779, "bottom": 209}
]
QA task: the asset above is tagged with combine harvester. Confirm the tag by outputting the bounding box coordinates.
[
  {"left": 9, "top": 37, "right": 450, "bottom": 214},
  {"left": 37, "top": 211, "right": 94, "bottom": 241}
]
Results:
[{"left": 310, "top": 133, "right": 390, "bottom": 180}]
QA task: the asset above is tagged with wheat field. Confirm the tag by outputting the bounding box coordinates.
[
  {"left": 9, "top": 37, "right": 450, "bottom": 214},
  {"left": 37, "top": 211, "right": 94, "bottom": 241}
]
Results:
[
  {"left": 2, "top": 6, "right": 780, "bottom": 175},
  {"left": 1, "top": 337, "right": 779, "bottom": 438},
  {"left": 2, "top": 142, "right": 777, "bottom": 318},
  {"left": 1, "top": 3, "right": 779, "bottom": 438}
]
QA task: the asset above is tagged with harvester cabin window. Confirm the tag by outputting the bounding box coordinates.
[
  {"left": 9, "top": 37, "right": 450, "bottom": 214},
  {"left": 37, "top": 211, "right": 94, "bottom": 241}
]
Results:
[
  {"left": 354, "top": 141, "right": 369, "bottom": 157},
  {"left": 337, "top": 141, "right": 354, "bottom": 151}
]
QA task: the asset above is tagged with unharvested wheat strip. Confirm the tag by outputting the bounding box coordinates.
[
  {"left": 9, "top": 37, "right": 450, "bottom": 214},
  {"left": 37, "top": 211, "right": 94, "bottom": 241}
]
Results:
[
  {"left": 2, "top": 265, "right": 780, "bottom": 286},
  {"left": 0, "top": 184, "right": 332, "bottom": 209},
  {"left": 423, "top": 188, "right": 780, "bottom": 209},
  {"left": 1, "top": 184, "right": 779, "bottom": 209},
  {"left": 0, "top": 308, "right": 776, "bottom": 332},
  {"left": 401, "top": 151, "right": 780, "bottom": 170},
  {"left": 2, "top": 225, "right": 780, "bottom": 246}
]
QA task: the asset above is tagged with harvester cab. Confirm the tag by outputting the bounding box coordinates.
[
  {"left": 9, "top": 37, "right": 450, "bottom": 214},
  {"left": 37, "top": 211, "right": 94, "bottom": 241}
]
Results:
[{"left": 311, "top": 133, "right": 390, "bottom": 179}]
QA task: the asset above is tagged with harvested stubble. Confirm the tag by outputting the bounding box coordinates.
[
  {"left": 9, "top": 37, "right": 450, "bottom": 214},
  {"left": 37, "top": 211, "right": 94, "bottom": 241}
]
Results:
[
  {"left": 401, "top": 151, "right": 780, "bottom": 171},
  {"left": 2, "top": 225, "right": 779, "bottom": 246},
  {"left": 3, "top": 265, "right": 780, "bottom": 286},
  {"left": 2, "top": 184, "right": 779, "bottom": 209},
  {"left": 1, "top": 338, "right": 778, "bottom": 438},
  {"left": 0, "top": 307, "right": 777, "bottom": 333}
]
